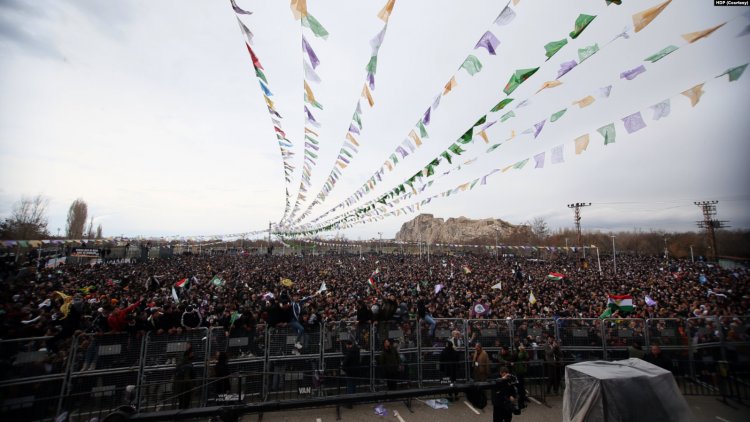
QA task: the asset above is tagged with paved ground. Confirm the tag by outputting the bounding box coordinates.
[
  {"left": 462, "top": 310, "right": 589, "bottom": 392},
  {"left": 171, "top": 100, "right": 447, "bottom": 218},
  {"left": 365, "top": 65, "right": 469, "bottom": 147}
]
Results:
[{"left": 237, "top": 394, "right": 750, "bottom": 422}]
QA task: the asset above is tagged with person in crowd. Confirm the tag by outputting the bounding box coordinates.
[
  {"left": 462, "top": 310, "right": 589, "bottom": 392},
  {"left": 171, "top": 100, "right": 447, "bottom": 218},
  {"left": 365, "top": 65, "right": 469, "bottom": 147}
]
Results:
[
  {"left": 174, "top": 346, "right": 195, "bottom": 409},
  {"left": 644, "top": 344, "right": 672, "bottom": 372},
  {"left": 492, "top": 366, "right": 519, "bottom": 422},
  {"left": 473, "top": 342, "right": 490, "bottom": 381},
  {"left": 439, "top": 340, "right": 460, "bottom": 401},
  {"left": 341, "top": 339, "right": 361, "bottom": 407},
  {"left": 544, "top": 337, "right": 562, "bottom": 395},
  {"left": 377, "top": 338, "right": 401, "bottom": 391},
  {"left": 213, "top": 351, "right": 230, "bottom": 396}
]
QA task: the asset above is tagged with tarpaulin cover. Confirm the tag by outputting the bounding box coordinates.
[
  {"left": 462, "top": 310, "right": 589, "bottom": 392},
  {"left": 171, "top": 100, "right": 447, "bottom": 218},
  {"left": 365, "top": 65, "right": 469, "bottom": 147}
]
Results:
[{"left": 563, "top": 358, "right": 692, "bottom": 422}]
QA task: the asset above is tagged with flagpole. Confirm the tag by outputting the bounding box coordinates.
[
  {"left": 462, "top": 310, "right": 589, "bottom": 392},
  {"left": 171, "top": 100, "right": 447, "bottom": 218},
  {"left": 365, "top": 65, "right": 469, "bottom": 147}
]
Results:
[{"left": 594, "top": 246, "right": 602, "bottom": 275}]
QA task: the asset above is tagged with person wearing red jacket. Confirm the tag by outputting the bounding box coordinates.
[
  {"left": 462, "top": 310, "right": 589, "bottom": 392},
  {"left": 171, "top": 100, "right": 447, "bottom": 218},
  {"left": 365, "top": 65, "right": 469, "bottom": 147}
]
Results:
[{"left": 107, "top": 300, "right": 141, "bottom": 333}]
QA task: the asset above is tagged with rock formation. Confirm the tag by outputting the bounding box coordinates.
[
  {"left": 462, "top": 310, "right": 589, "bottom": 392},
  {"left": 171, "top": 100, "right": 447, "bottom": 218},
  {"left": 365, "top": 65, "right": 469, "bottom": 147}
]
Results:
[{"left": 394, "top": 214, "right": 520, "bottom": 244}]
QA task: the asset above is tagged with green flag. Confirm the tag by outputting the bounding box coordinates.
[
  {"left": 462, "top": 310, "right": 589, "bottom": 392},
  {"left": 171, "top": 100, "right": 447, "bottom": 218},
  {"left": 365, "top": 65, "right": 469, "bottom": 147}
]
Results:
[
  {"left": 570, "top": 14, "right": 596, "bottom": 39},
  {"left": 473, "top": 115, "right": 487, "bottom": 127},
  {"left": 578, "top": 43, "right": 599, "bottom": 62},
  {"left": 544, "top": 39, "right": 568, "bottom": 59},
  {"left": 500, "top": 111, "right": 515, "bottom": 122},
  {"left": 718, "top": 63, "right": 748, "bottom": 82},
  {"left": 448, "top": 143, "right": 465, "bottom": 155},
  {"left": 366, "top": 55, "right": 378, "bottom": 74},
  {"left": 440, "top": 151, "right": 453, "bottom": 164},
  {"left": 390, "top": 153, "right": 398, "bottom": 165},
  {"left": 255, "top": 67, "right": 268, "bottom": 84},
  {"left": 458, "top": 128, "right": 474, "bottom": 144},
  {"left": 644, "top": 45, "right": 678, "bottom": 63},
  {"left": 211, "top": 276, "right": 224, "bottom": 286},
  {"left": 461, "top": 55, "right": 483, "bottom": 76},
  {"left": 597, "top": 123, "right": 616, "bottom": 145},
  {"left": 503, "top": 68, "right": 539, "bottom": 95},
  {"left": 302, "top": 14, "right": 329, "bottom": 39},
  {"left": 550, "top": 109, "right": 567, "bottom": 122},
  {"left": 491, "top": 98, "right": 514, "bottom": 112},
  {"left": 513, "top": 158, "right": 529, "bottom": 169},
  {"left": 418, "top": 121, "right": 429, "bottom": 138},
  {"left": 352, "top": 112, "right": 362, "bottom": 128},
  {"left": 487, "top": 143, "right": 502, "bottom": 153}
]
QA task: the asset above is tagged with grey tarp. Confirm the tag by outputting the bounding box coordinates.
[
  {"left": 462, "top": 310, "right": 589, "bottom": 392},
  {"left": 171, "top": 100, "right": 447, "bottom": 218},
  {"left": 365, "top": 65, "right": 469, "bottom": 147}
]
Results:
[{"left": 563, "top": 358, "right": 692, "bottom": 422}]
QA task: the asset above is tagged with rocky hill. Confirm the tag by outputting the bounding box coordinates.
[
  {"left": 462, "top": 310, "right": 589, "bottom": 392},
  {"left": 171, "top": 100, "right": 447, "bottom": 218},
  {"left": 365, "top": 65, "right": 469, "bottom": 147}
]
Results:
[{"left": 394, "top": 214, "right": 520, "bottom": 244}]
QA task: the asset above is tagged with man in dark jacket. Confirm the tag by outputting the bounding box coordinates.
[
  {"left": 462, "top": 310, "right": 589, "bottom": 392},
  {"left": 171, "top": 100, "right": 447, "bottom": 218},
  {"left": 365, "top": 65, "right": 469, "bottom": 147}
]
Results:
[
  {"left": 492, "top": 367, "right": 519, "bottom": 422},
  {"left": 439, "top": 341, "right": 460, "bottom": 401},
  {"left": 377, "top": 338, "right": 401, "bottom": 391},
  {"left": 341, "top": 340, "right": 361, "bottom": 407},
  {"left": 174, "top": 346, "right": 195, "bottom": 409}
]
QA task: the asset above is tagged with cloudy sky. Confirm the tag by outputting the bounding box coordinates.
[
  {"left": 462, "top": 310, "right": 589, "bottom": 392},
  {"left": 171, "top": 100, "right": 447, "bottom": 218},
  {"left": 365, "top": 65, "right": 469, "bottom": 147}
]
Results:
[{"left": 1, "top": 0, "right": 749, "bottom": 240}]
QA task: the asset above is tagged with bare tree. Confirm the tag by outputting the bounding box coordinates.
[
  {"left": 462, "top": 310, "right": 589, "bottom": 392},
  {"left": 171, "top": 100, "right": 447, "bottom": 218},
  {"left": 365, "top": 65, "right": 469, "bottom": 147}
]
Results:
[
  {"left": 66, "top": 198, "right": 87, "bottom": 238},
  {"left": 0, "top": 195, "right": 50, "bottom": 239},
  {"left": 531, "top": 217, "right": 549, "bottom": 242},
  {"left": 86, "top": 216, "right": 95, "bottom": 239},
  {"left": 96, "top": 224, "right": 103, "bottom": 239}
]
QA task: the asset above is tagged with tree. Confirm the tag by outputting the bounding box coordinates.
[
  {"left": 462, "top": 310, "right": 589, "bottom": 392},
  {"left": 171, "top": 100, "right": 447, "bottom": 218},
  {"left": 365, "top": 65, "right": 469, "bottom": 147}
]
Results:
[
  {"left": 86, "top": 216, "right": 95, "bottom": 239},
  {"left": 96, "top": 224, "right": 103, "bottom": 239},
  {"left": 0, "top": 195, "right": 50, "bottom": 239},
  {"left": 66, "top": 198, "right": 87, "bottom": 238},
  {"left": 531, "top": 217, "right": 549, "bottom": 242}
]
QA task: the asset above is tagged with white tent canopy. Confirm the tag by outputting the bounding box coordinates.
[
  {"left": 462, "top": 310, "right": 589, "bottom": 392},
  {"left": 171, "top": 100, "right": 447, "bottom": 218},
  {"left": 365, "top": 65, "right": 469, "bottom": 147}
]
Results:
[{"left": 563, "top": 358, "right": 692, "bottom": 422}]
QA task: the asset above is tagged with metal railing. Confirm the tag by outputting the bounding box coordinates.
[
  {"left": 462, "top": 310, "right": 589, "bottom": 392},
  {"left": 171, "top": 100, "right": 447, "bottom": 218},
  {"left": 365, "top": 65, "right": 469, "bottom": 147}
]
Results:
[{"left": 1, "top": 316, "right": 748, "bottom": 420}]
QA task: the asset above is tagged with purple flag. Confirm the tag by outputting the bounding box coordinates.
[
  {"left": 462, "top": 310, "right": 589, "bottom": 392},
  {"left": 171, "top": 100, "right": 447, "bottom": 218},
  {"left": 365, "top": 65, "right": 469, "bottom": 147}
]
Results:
[
  {"left": 231, "top": 0, "right": 253, "bottom": 15},
  {"left": 370, "top": 26, "right": 387, "bottom": 54},
  {"left": 599, "top": 85, "right": 612, "bottom": 98},
  {"left": 480, "top": 121, "right": 496, "bottom": 132},
  {"left": 557, "top": 60, "right": 578, "bottom": 79},
  {"left": 474, "top": 31, "right": 500, "bottom": 55},
  {"left": 495, "top": 5, "right": 516, "bottom": 25},
  {"left": 396, "top": 146, "right": 409, "bottom": 158},
  {"left": 516, "top": 99, "right": 531, "bottom": 109},
  {"left": 304, "top": 106, "right": 320, "bottom": 127},
  {"left": 435, "top": 284, "right": 444, "bottom": 294},
  {"left": 645, "top": 295, "right": 658, "bottom": 307},
  {"left": 533, "top": 152, "right": 545, "bottom": 168},
  {"left": 620, "top": 65, "right": 647, "bottom": 80},
  {"left": 304, "top": 142, "right": 319, "bottom": 151},
  {"left": 533, "top": 120, "right": 546, "bottom": 138},
  {"left": 423, "top": 108, "right": 431, "bottom": 125},
  {"left": 349, "top": 123, "right": 360, "bottom": 134},
  {"left": 622, "top": 112, "right": 646, "bottom": 134},
  {"left": 431, "top": 95, "right": 441, "bottom": 111},
  {"left": 302, "top": 36, "right": 320, "bottom": 69},
  {"left": 268, "top": 106, "right": 281, "bottom": 118},
  {"left": 367, "top": 72, "right": 376, "bottom": 90},
  {"left": 338, "top": 155, "right": 350, "bottom": 164},
  {"left": 551, "top": 144, "right": 564, "bottom": 164}
]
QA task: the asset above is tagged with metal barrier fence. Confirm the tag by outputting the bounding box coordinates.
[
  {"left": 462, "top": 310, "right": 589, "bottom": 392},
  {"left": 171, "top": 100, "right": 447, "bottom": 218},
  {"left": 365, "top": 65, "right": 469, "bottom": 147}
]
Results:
[{"left": 1, "top": 316, "right": 748, "bottom": 420}]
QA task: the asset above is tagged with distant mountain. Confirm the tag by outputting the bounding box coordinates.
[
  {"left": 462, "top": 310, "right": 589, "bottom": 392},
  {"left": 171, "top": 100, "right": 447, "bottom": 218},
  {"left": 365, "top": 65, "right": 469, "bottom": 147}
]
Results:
[{"left": 394, "top": 214, "right": 522, "bottom": 244}]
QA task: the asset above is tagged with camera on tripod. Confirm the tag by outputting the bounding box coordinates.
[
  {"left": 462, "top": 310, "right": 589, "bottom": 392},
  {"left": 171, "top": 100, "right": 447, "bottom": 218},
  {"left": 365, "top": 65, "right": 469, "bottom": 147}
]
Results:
[{"left": 503, "top": 374, "right": 522, "bottom": 415}]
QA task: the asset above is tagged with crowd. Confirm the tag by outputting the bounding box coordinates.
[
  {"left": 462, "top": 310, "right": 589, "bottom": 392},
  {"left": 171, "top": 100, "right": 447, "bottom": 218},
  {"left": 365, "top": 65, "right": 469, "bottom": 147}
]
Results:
[{"left": 1, "top": 250, "right": 747, "bottom": 344}]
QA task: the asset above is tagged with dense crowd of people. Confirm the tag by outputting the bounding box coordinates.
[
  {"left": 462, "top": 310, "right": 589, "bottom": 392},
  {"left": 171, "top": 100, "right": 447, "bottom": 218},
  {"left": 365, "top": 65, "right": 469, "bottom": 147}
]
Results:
[{"left": 1, "top": 250, "right": 747, "bottom": 346}]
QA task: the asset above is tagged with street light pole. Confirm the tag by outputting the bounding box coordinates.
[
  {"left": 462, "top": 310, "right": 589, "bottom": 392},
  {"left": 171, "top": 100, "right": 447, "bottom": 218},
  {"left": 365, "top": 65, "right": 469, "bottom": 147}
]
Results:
[
  {"left": 611, "top": 235, "right": 617, "bottom": 275},
  {"left": 594, "top": 246, "right": 602, "bottom": 275},
  {"left": 664, "top": 237, "right": 668, "bottom": 261},
  {"left": 378, "top": 232, "right": 383, "bottom": 254},
  {"left": 690, "top": 245, "right": 694, "bottom": 263}
]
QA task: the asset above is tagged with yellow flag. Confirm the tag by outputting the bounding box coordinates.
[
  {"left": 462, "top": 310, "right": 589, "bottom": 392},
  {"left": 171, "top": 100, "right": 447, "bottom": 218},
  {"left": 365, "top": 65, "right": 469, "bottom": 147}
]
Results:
[
  {"left": 572, "top": 95, "right": 595, "bottom": 108},
  {"left": 280, "top": 278, "right": 294, "bottom": 287},
  {"left": 575, "top": 134, "right": 590, "bottom": 154},
  {"left": 632, "top": 0, "right": 672, "bottom": 33},
  {"left": 409, "top": 130, "right": 422, "bottom": 146},
  {"left": 362, "top": 84, "right": 374, "bottom": 107},
  {"left": 443, "top": 76, "right": 457, "bottom": 95},
  {"left": 304, "top": 81, "right": 317, "bottom": 103},
  {"left": 305, "top": 127, "right": 319, "bottom": 136},
  {"left": 681, "top": 83, "right": 705, "bottom": 107},
  {"left": 264, "top": 95, "right": 275, "bottom": 109},
  {"left": 478, "top": 130, "right": 489, "bottom": 143},
  {"left": 681, "top": 23, "right": 726, "bottom": 44},
  {"left": 346, "top": 132, "right": 360, "bottom": 146},
  {"left": 537, "top": 80, "right": 562, "bottom": 93},
  {"left": 502, "top": 164, "right": 513, "bottom": 173},
  {"left": 508, "top": 130, "right": 516, "bottom": 140},
  {"left": 385, "top": 161, "right": 393, "bottom": 171},
  {"left": 290, "top": 0, "right": 308, "bottom": 20},
  {"left": 513, "top": 0, "right": 521, "bottom": 5},
  {"left": 459, "top": 183, "right": 470, "bottom": 191},
  {"left": 378, "top": 0, "right": 396, "bottom": 22},
  {"left": 529, "top": 291, "right": 537, "bottom": 305}
]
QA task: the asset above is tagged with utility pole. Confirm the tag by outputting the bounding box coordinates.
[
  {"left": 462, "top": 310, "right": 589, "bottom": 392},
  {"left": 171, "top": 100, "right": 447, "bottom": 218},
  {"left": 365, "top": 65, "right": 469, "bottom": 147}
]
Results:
[
  {"left": 694, "top": 201, "right": 729, "bottom": 262},
  {"left": 378, "top": 232, "right": 383, "bottom": 254},
  {"left": 611, "top": 235, "right": 617, "bottom": 275},
  {"left": 567, "top": 203, "right": 591, "bottom": 255}
]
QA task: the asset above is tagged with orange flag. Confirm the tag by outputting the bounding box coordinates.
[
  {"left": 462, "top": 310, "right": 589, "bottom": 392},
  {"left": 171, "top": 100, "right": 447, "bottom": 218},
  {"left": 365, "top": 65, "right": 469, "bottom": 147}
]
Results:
[
  {"left": 305, "top": 127, "right": 319, "bottom": 136},
  {"left": 346, "top": 132, "right": 360, "bottom": 146},
  {"left": 409, "top": 130, "right": 422, "bottom": 146},
  {"left": 362, "top": 84, "right": 374, "bottom": 107},
  {"left": 443, "top": 76, "right": 457, "bottom": 95},
  {"left": 290, "top": 0, "right": 308, "bottom": 20},
  {"left": 681, "top": 23, "right": 726, "bottom": 44},
  {"left": 537, "top": 80, "right": 562, "bottom": 93},
  {"left": 681, "top": 83, "right": 705, "bottom": 107},
  {"left": 378, "top": 0, "right": 396, "bottom": 22},
  {"left": 632, "top": 0, "right": 672, "bottom": 33},
  {"left": 304, "top": 81, "right": 317, "bottom": 103},
  {"left": 572, "top": 95, "right": 595, "bottom": 108},
  {"left": 575, "top": 134, "right": 590, "bottom": 154},
  {"left": 478, "top": 130, "right": 489, "bottom": 143}
]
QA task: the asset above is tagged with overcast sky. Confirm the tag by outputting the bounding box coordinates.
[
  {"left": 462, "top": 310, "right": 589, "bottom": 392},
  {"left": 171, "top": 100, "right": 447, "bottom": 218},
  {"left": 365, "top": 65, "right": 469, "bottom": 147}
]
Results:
[{"left": 1, "top": 0, "right": 749, "bottom": 240}]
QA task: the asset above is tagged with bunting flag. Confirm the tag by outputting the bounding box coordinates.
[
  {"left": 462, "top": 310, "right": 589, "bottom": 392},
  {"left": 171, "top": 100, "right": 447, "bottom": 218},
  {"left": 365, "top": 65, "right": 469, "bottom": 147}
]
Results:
[
  {"left": 574, "top": 134, "right": 590, "bottom": 154},
  {"left": 551, "top": 145, "right": 564, "bottom": 164},
  {"left": 443, "top": 76, "right": 458, "bottom": 95},
  {"left": 302, "top": 36, "right": 320, "bottom": 69},
  {"left": 644, "top": 45, "right": 678, "bottom": 63},
  {"left": 681, "top": 83, "right": 705, "bottom": 107},
  {"left": 504, "top": 67, "right": 539, "bottom": 95},
  {"left": 533, "top": 120, "right": 546, "bottom": 138},
  {"left": 569, "top": 14, "right": 596, "bottom": 39},
  {"left": 495, "top": 3, "right": 516, "bottom": 25},
  {"left": 550, "top": 108, "right": 567, "bottom": 122},
  {"left": 572, "top": 95, "right": 595, "bottom": 108},
  {"left": 533, "top": 152, "right": 545, "bottom": 168},
  {"left": 461, "top": 55, "right": 483, "bottom": 75},
  {"left": 650, "top": 99, "right": 671, "bottom": 120},
  {"left": 597, "top": 123, "right": 616, "bottom": 145},
  {"left": 622, "top": 111, "right": 647, "bottom": 133},
  {"left": 557, "top": 60, "right": 578, "bottom": 79},
  {"left": 544, "top": 39, "right": 568, "bottom": 59},
  {"left": 620, "top": 65, "right": 647, "bottom": 80},
  {"left": 362, "top": 84, "right": 375, "bottom": 106},
  {"left": 475, "top": 31, "right": 501, "bottom": 55},
  {"left": 599, "top": 85, "right": 613, "bottom": 98},
  {"left": 491, "top": 98, "right": 514, "bottom": 112},
  {"left": 578, "top": 43, "right": 599, "bottom": 62},
  {"left": 717, "top": 63, "right": 748, "bottom": 82},
  {"left": 682, "top": 23, "right": 725, "bottom": 44},
  {"left": 230, "top": 0, "right": 252, "bottom": 15},
  {"left": 632, "top": 0, "right": 672, "bottom": 33},
  {"left": 537, "top": 80, "right": 562, "bottom": 93},
  {"left": 378, "top": 0, "right": 396, "bottom": 22}
]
